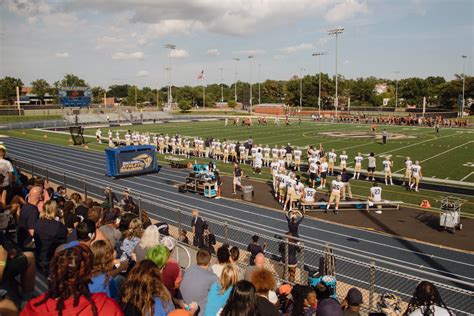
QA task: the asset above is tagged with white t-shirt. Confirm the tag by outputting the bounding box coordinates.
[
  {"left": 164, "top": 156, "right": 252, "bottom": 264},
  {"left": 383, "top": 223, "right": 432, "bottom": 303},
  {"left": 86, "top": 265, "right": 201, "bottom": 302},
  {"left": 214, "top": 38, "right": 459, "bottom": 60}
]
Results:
[
  {"left": 368, "top": 156, "right": 376, "bottom": 168},
  {"left": 303, "top": 187, "right": 316, "bottom": 202},
  {"left": 407, "top": 306, "right": 450, "bottom": 316},
  {"left": 321, "top": 162, "right": 329, "bottom": 173},
  {"left": 412, "top": 165, "right": 422, "bottom": 177},
  {"left": 370, "top": 186, "right": 382, "bottom": 201},
  {"left": 0, "top": 159, "right": 13, "bottom": 187},
  {"left": 331, "top": 180, "right": 344, "bottom": 192}
]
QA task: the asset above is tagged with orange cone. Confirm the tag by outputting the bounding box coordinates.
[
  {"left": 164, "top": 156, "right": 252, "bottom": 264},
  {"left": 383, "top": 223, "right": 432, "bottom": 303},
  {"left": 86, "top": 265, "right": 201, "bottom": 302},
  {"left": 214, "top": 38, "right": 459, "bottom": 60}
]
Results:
[{"left": 420, "top": 200, "right": 431, "bottom": 208}]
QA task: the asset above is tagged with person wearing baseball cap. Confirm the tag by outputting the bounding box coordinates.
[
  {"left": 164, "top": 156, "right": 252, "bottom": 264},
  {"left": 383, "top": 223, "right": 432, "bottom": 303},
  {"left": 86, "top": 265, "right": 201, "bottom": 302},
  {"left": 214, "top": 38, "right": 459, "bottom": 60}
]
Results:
[{"left": 342, "top": 287, "right": 363, "bottom": 315}]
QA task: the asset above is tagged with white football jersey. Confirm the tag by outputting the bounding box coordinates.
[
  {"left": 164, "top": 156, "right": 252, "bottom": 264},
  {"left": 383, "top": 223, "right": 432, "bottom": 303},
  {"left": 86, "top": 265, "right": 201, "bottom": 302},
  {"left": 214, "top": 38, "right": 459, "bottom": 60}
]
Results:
[
  {"left": 309, "top": 162, "right": 318, "bottom": 174},
  {"left": 328, "top": 152, "right": 337, "bottom": 163},
  {"left": 370, "top": 186, "right": 382, "bottom": 201},
  {"left": 383, "top": 160, "right": 392, "bottom": 170},
  {"left": 354, "top": 156, "right": 363, "bottom": 164},
  {"left": 270, "top": 162, "right": 279, "bottom": 175},
  {"left": 411, "top": 165, "right": 421, "bottom": 176},
  {"left": 340, "top": 154, "right": 348, "bottom": 163},
  {"left": 331, "top": 180, "right": 344, "bottom": 192},
  {"left": 321, "top": 162, "right": 329, "bottom": 172},
  {"left": 304, "top": 188, "right": 316, "bottom": 202},
  {"left": 405, "top": 160, "right": 413, "bottom": 169}
]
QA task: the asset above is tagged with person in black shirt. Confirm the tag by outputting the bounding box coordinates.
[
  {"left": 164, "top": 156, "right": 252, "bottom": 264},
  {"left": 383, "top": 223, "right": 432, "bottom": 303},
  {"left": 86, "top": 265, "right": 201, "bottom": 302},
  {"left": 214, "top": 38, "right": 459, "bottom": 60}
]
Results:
[
  {"left": 286, "top": 210, "right": 304, "bottom": 238},
  {"left": 247, "top": 235, "right": 266, "bottom": 266},
  {"left": 233, "top": 163, "right": 243, "bottom": 194},
  {"left": 341, "top": 168, "right": 353, "bottom": 200},
  {"left": 191, "top": 210, "right": 205, "bottom": 247},
  {"left": 17, "top": 186, "right": 42, "bottom": 250},
  {"left": 201, "top": 224, "right": 216, "bottom": 254},
  {"left": 278, "top": 232, "right": 301, "bottom": 282}
]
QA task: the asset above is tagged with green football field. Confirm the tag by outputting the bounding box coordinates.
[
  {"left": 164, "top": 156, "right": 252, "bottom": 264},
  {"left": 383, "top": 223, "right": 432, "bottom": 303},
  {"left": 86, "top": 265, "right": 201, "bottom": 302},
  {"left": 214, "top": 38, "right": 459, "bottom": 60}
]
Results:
[{"left": 1, "top": 119, "right": 473, "bottom": 216}]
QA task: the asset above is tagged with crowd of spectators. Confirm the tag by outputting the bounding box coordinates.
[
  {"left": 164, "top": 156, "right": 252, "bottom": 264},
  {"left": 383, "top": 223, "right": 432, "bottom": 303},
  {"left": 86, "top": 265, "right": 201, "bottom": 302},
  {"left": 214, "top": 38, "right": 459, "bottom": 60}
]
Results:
[{"left": 0, "top": 144, "right": 455, "bottom": 316}]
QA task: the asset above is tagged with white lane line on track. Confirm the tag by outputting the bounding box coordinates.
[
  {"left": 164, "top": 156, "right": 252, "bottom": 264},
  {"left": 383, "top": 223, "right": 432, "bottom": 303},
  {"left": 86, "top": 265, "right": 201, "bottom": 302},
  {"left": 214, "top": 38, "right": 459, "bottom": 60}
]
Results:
[{"left": 7, "top": 138, "right": 474, "bottom": 277}]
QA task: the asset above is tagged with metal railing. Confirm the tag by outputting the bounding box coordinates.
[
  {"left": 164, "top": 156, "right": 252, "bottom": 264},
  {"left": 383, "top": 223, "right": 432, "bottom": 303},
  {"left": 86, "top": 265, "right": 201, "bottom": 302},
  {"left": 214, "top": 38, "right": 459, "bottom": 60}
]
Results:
[{"left": 11, "top": 158, "right": 474, "bottom": 315}]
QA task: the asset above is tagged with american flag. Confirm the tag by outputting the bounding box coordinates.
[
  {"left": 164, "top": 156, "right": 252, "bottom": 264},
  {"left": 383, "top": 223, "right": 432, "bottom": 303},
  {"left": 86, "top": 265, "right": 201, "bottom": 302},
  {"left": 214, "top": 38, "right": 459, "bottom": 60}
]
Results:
[{"left": 197, "top": 70, "right": 204, "bottom": 80}]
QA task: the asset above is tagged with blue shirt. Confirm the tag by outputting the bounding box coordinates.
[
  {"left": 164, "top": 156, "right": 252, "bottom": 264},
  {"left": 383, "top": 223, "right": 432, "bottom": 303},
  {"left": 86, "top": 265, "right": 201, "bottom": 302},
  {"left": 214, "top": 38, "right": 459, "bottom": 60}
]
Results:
[
  {"left": 152, "top": 297, "right": 174, "bottom": 316},
  {"left": 89, "top": 274, "right": 119, "bottom": 300},
  {"left": 203, "top": 282, "right": 233, "bottom": 316}
]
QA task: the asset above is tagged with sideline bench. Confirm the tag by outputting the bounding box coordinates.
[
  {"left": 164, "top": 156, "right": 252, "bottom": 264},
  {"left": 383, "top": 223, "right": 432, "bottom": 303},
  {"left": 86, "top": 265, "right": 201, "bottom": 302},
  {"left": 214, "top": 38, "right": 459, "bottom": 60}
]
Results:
[
  {"left": 165, "top": 155, "right": 189, "bottom": 168},
  {"left": 300, "top": 200, "right": 404, "bottom": 212}
]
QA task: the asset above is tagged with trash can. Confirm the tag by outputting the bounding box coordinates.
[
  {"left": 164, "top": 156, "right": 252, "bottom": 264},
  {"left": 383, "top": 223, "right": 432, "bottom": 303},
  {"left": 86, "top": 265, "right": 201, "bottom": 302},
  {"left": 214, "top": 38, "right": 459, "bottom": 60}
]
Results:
[{"left": 242, "top": 185, "right": 253, "bottom": 201}]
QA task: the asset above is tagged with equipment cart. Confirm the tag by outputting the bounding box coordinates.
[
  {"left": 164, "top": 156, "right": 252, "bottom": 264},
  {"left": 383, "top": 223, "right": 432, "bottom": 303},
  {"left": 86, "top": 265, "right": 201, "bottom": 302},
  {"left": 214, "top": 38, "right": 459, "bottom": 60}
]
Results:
[{"left": 436, "top": 196, "right": 466, "bottom": 233}]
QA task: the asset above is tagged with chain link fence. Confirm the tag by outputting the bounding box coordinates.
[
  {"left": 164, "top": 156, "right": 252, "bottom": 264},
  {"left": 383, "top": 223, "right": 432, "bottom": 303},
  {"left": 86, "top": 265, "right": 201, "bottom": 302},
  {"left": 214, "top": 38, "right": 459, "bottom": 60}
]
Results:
[{"left": 11, "top": 158, "right": 474, "bottom": 315}]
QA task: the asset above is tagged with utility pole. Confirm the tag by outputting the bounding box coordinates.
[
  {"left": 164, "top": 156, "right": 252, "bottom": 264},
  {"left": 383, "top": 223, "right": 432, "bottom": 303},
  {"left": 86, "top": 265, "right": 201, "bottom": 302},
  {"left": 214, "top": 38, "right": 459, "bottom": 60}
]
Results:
[
  {"left": 164, "top": 44, "right": 176, "bottom": 108},
  {"left": 219, "top": 67, "right": 224, "bottom": 103},
  {"left": 328, "top": 28, "right": 344, "bottom": 119},
  {"left": 461, "top": 55, "right": 467, "bottom": 117},
  {"left": 312, "top": 52, "right": 327, "bottom": 117},
  {"left": 299, "top": 67, "right": 305, "bottom": 111},
  {"left": 233, "top": 58, "right": 240, "bottom": 101},
  {"left": 248, "top": 55, "right": 254, "bottom": 113},
  {"left": 258, "top": 63, "right": 261, "bottom": 105},
  {"left": 394, "top": 71, "right": 400, "bottom": 109}
]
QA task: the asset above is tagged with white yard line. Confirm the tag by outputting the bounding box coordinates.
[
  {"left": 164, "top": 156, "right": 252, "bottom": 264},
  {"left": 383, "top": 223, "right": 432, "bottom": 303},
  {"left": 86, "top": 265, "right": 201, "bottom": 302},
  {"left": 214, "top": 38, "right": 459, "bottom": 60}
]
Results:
[{"left": 460, "top": 171, "right": 474, "bottom": 182}]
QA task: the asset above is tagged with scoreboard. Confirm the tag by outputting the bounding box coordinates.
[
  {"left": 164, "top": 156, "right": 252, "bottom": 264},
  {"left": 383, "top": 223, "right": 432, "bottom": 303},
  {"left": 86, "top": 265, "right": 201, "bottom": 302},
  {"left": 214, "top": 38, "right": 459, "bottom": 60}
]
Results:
[{"left": 59, "top": 87, "right": 92, "bottom": 107}]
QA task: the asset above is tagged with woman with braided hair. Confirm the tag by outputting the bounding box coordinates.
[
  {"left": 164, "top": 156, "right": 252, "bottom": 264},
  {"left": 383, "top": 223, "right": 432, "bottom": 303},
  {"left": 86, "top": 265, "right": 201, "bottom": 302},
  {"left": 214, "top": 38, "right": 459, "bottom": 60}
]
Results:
[
  {"left": 404, "top": 281, "right": 452, "bottom": 316},
  {"left": 21, "top": 244, "right": 123, "bottom": 316}
]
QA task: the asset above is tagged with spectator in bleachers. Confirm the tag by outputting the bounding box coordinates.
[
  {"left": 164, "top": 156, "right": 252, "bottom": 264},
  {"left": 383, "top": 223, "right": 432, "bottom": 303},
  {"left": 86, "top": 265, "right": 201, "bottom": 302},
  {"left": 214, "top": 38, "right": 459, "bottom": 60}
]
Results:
[
  {"left": 62, "top": 219, "right": 97, "bottom": 250},
  {"left": 229, "top": 246, "right": 243, "bottom": 278},
  {"left": 405, "top": 281, "right": 452, "bottom": 315},
  {"left": 133, "top": 224, "right": 160, "bottom": 262},
  {"left": 121, "top": 259, "right": 174, "bottom": 315},
  {"left": 118, "top": 218, "right": 143, "bottom": 262},
  {"left": 61, "top": 200, "right": 80, "bottom": 231},
  {"left": 317, "top": 296, "right": 343, "bottom": 316},
  {"left": 99, "top": 209, "right": 122, "bottom": 248},
  {"left": 203, "top": 264, "right": 239, "bottom": 316},
  {"left": 33, "top": 200, "right": 68, "bottom": 274},
  {"left": 211, "top": 245, "right": 231, "bottom": 279},
  {"left": 76, "top": 197, "right": 94, "bottom": 220},
  {"left": 0, "top": 231, "right": 36, "bottom": 306},
  {"left": 220, "top": 280, "right": 259, "bottom": 316},
  {"left": 160, "top": 237, "right": 183, "bottom": 299},
  {"left": 180, "top": 249, "right": 218, "bottom": 315},
  {"left": 21, "top": 244, "right": 123, "bottom": 316},
  {"left": 247, "top": 235, "right": 266, "bottom": 266},
  {"left": 146, "top": 245, "right": 170, "bottom": 270},
  {"left": 89, "top": 240, "right": 122, "bottom": 300},
  {"left": 17, "top": 186, "right": 42, "bottom": 250},
  {"left": 341, "top": 287, "right": 363, "bottom": 316},
  {"left": 178, "top": 229, "right": 189, "bottom": 245},
  {"left": 251, "top": 269, "right": 279, "bottom": 316},
  {"left": 0, "top": 148, "right": 14, "bottom": 191},
  {"left": 286, "top": 285, "right": 317, "bottom": 316},
  {"left": 244, "top": 253, "right": 265, "bottom": 282}
]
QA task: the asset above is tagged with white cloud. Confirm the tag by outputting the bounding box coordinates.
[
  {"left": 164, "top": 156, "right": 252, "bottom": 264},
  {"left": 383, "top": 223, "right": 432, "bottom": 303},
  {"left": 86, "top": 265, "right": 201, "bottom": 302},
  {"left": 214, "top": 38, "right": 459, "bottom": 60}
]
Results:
[
  {"left": 169, "top": 49, "right": 189, "bottom": 59},
  {"left": 137, "top": 70, "right": 149, "bottom": 77},
  {"left": 55, "top": 52, "right": 69, "bottom": 58},
  {"left": 207, "top": 48, "right": 220, "bottom": 56},
  {"left": 343, "top": 60, "right": 350, "bottom": 65},
  {"left": 112, "top": 51, "right": 144, "bottom": 60},
  {"left": 137, "top": 19, "right": 204, "bottom": 45},
  {"left": 273, "top": 55, "right": 286, "bottom": 60},
  {"left": 234, "top": 49, "right": 266, "bottom": 56},
  {"left": 95, "top": 36, "right": 124, "bottom": 49},
  {"left": 280, "top": 43, "right": 314, "bottom": 54},
  {"left": 325, "top": 0, "right": 369, "bottom": 23}
]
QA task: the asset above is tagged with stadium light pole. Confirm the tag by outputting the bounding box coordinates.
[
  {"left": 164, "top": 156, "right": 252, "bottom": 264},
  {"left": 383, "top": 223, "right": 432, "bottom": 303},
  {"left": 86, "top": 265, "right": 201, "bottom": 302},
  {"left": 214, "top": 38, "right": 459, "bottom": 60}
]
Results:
[
  {"left": 394, "top": 71, "right": 400, "bottom": 109},
  {"left": 461, "top": 55, "right": 467, "bottom": 117},
  {"left": 328, "top": 28, "right": 344, "bottom": 118},
  {"left": 219, "top": 67, "right": 224, "bottom": 103},
  {"left": 258, "top": 63, "right": 261, "bottom": 105},
  {"left": 312, "top": 52, "right": 326, "bottom": 117},
  {"left": 233, "top": 58, "right": 240, "bottom": 101},
  {"left": 248, "top": 55, "right": 254, "bottom": 113},
  {"left": 164, "top": 44, "right": 176, "bottom": 108},
  {"left": 299, "top": 67, "right": 305, "bottom": 111}
]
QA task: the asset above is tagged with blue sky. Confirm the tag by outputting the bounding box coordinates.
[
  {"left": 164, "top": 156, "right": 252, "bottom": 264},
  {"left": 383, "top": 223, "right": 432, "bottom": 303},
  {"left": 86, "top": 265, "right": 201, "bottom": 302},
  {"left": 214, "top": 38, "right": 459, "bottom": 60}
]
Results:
[{"left": 0, "top": 0, "right": 472, "bottom": 89}]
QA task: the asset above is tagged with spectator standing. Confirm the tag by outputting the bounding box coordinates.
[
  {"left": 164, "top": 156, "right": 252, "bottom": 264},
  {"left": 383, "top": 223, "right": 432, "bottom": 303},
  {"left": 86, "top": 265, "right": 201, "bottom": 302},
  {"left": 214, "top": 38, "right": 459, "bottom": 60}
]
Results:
[
  {"left": 278, "top": 232, "right": 301, "bottom": 283},
  {"left": 180, "top": 249, "right": 218, "bottom": 315},
  {"left": 247, "top": 235, "right": 266, "bottom": 266},
  {"left": 191, "top": 210, "right": 205, "bottom": 247},
  {"left": 221, "top": 280, "right": 259, "bottom": 316},
  {"left": 203, "top": 264, "right": 239, "bottom": 316},
  {"left": 21, "top": 244, "right": 123, "bottom": 316},
  {"left": 382, "top": 129, "right": 388, "bottom": 144},
  {"left": 341, "top": 288, "right": 363, "bottom": 316},
  {"left": 341, "top": 168, "right": 353, "bottom": 201},
  {"left": 251, "top": 269, "right": 279, "bottom": 316},
  {"left": 244, "top": 253, "right": 265, "bottom": 282},
  {"left": 121, "top": 259, "right": 174, "bottom": 315},
  {"left": 33, "top": 200, "right": 68, "bottom": 274},
  {"left": 201, "top": 224, "right": 216, "bottom": 254},
  {"left": 232, "top": 163, "right": 243, "bottom": 194},
  {"left": 405, "top": 281, "right": 452, "bottom": 316},
  {"left": 17, "top": 186, "right": 42, "bottom": 250},
  {"left": 160, "top": 237, "right": 183, "bottom": 298},
  {"left": 286, "top": 210, "right": 304, "bottom": 238}
]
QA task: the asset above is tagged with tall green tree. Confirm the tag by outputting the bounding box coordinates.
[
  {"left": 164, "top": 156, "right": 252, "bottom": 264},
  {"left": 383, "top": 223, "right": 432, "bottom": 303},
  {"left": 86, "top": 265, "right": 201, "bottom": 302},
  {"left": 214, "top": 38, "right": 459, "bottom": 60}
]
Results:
[
  {"left": 107, "top": 84, "right": 130, "bottom": 98},
  {"left": 31, "top": 79, "right": 51, "bottom": 104},
  {"left": 60, "top": 74, "right": 87, "bottom": 87},
  {"left": 0, "top": 76, "right": 23, "bottom": 104},
  {"left": 91, "top": 86, "right": 106, "bottom": 104}
]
